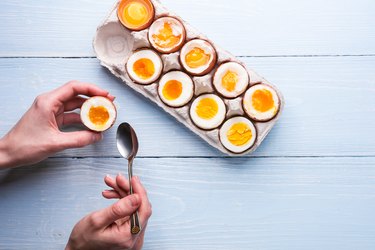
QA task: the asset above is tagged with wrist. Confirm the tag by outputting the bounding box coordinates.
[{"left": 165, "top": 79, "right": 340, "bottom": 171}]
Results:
[{"left": 0, "top": 135, "right": 16, "bottom": 169}]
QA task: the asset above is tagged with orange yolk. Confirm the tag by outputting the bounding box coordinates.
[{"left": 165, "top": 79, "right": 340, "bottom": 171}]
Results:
[
  {"left": 119, "top": 0, "right": 152, "bottom": 29},
  {"left": 88, "top": 106, "right": 109, "bottom": 126},
  {"left": 222, "top": 70, "right": 238, "bottom": 92},
  {"left": 196, "top": 98, "right": 218, "bottom": 119},
  {"left": 133, "top": 58, "right": 155, "bottom": 79},
  {"left": 252, "top": 89, "right": 275, "bottom": 112},
  {"left": 227, "top": 122, "right": 252, "bottom": 146},
  {"left": 162, "top": 80, "right": 183, "bottom": 100},
  {"left": 185, "top": 47, "right": 211, "bottom": 68},
  {"left": 152, "top": 22, "right": 181, "bottom": 49}
]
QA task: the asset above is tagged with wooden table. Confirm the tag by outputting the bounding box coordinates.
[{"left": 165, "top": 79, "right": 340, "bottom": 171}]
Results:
[{"left": 1, "top": 0, "right": 375, "bottom": 249}]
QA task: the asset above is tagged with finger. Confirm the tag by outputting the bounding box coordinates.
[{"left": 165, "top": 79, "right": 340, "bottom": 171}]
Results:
[
  {"left": 102, "top": 190, "right": 121, "bottom": 199},
  {"left": 116, "top": 173, "right": 130, "bottom": 194},
  {"left": 132, "top": 177, "right": 152, "bottom": 227},
  {"left": 64, "top": 96, "right": 87, "bottom": 112},
  {"left": 51, "top": 81, "right": 110, "bottom": 103},
  {"left": 104, "top": 175, "right": 128, "bottom": 198},
  {"left": 62, "top": 112, "right": 82, "bottom": 126},
  {"left": 57, "top": 130, "right": 102, "bottom": 149},
  {"left": 91, "top": 194, "right": 140, "bottom": 228}
]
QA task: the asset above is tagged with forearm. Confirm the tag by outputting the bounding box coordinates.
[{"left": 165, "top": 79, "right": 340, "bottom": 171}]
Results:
[{"left": 0, "top": 135, "right": 13, "bottom": 169}]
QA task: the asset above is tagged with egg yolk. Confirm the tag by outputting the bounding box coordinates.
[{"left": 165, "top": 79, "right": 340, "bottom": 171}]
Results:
[
  {"left": 162, "top": 80, "right": 183, "bottom": 100},
  {"left": 152, "top": 22, "right": 181, "bottom": 49},
  {"left": 185, "top": 47, "right": 211, "bottom": 68},
  {"left": 88, "top": 106, "right": 109, "bottom": 126},
  {"left": 196, "top": 98, "right": 218, "bottom": 120},
  {"left": 222, "top": 70, "right": 238, "bottom": 92},
  {"left": 133, "top": 58, "right": 155, "bottom": 79},
  {"left": 122, "top": 1, "right": 150, "bottom": 27},
  {"left": 252, "top": 89, "right": 275, "bottom": 112},
  {"left": 227, "top": 122, "right": 252, "bottom": 146}
]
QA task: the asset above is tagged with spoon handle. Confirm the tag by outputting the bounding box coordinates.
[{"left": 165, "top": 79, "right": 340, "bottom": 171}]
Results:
[{"left": 128, "top": 160, "right": 141, "bottom": 234}]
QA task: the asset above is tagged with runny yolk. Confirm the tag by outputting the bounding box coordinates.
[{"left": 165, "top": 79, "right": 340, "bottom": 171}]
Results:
[
  {"left": 152, "top": 22, "right": 181, "bottom": 49},
  {"left": 162, "top": 80, "right": 183, "bottom": 100},
  {"left": 133, "top": 58, "right": 155, "bottom": 79},
  {"left": 123, "top": 1, "right": 149, "bottom": 27},
  {"left": 185, "top": 47, "right": 211, "bottom": 68},
  {"left": 196, "top": 98, "right": 218, "bottom": 119},
  {"left": 88, "top": 106, "right": 109, "bottom": 126},
  {"left": 227, "top": 122, "right": 252, "bottom": 146},
  {"left": 222, "top": 70, "right": 238, "bottom": 92},
  {"left": 252, "top": 89, "right": 275, "bottom": 112}
]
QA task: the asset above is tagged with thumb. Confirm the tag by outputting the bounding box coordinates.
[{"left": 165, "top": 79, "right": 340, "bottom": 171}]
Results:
[
  {"left": 58, "top": 130, "right": 103, "bottom": 149},
  {"left": 93, "top": 194, "right": 140, "bottom": 228}
]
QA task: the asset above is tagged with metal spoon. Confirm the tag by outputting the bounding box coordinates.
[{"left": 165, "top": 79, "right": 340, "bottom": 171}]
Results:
[{"left": 116, "top": 122, "right": 141, "bottom": 234}]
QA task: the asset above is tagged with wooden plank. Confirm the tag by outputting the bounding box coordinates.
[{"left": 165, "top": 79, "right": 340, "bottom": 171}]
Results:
[
  {"left": 1, "top": 157, "right": 375, "bottom": 249},
  {"left": 0, "top": 0, "right": 375, "bottom": 57},
  {"left": 0, "top": 56, "right": 374, "bottom": 157}
]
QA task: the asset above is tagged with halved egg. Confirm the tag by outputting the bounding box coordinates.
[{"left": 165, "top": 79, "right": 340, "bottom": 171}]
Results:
[
  {"left": 180, "top": 39, "right": 217, "bottom": 76},
  {"left": 243, "top": 84, "right": 280, "bottom": 122},
  {"left": 190, "top": 94, "right": 226, "bottom": 130},
  {"left": 117, "top": 0, "right": 155, "bottom": 31},
  {"left": 126, "top": 49, "right": 163, "bottom": 84},
  {"left": 158, "top": 71, "right": 194, "bottom": 107},
  {"left": 80, "top": 96, "right": 117, "bottom": 132},
  {"left": 219, "top": 116, "right": 257, "bottom": 153},
  {"left": 148, "top": 16, "right": 186, "bottom": 54},
  {"left": 213, "top": 62, "right": 249, "bottom": 98}
]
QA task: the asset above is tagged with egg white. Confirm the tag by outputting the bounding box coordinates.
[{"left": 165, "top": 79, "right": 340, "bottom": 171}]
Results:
[
  {"left": 80, "top": 96, "right": 117, "bottom": 132},
  {"left": 126, "top": 49, "right": 163, "bottom": 84},
  {"left": 158, "top": 71, "right": 194, "bottom": 107},
  {"left": 243, "top": 84, "right": 280, "bottom": 121},
  {"left": 219, "top": 116, "right": 257, "bottom": 153},
  {"left": 180, "top": 39, "right": 216, "bottom": 75},
  {"left": 148, "top": 16, "right": 185, "bottom": 53},
  {"left": 213, "top": 62, "right": 249, "bottom": 98},
  {"left": 190, "top": 94, "right": 226, "bottom": 130}
]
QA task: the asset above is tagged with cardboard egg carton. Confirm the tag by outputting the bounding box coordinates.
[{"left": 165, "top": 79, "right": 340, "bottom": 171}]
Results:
[{"left": 93, "top": 0, "right": 284, "bottom": 156}]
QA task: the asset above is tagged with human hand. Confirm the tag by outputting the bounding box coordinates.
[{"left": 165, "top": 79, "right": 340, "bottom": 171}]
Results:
[
  {"left": 66, "top": 175, "right": 152, "bottom": 250},
  {"left": 0, "top": 81, "right": 114, "bottom": 168}
]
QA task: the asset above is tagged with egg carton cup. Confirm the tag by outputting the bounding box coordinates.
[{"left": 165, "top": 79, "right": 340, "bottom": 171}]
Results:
[{"left": 93, "top": 0, "right": 284, "bottom": 156}]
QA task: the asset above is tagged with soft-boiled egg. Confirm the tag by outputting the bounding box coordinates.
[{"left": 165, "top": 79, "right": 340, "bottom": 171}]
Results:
[
  {"left": 219, "top": 116, "right": 257, "bottom": 153},
  {"left": 213, "top": 62, "right": 249, "bottom": 98},
  {"left": 190, "top": 94, "right": 226, "bottom": 130},
  {"left": 158, "top": 71, "right": 194, "bottom": 107},
  {"left": 117, "top": 0, "right": 155, "bottom": 31},
  {"left": 180, "top": 39, "right": 217, "bottom": 76},
  {"left": 148, "top": 16, "right": 186, "bottom": 54},
  {"left": 80, "top": 96, "right": 117, "bottom": 132},
  {"left": 243, "top": 84, "right": 280, "bottom": 121},
  {"left": 126, "top": 49, "right": 163, "bottom": 84}
]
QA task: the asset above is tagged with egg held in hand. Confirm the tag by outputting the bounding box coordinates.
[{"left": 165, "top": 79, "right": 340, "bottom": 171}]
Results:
[
  {"left": 243, "top": 84, "right": 280, "bottom": 122},
  {"left": 190, "top": 94, "right": 226, "bottom": 130},
  {"left": 126, "top": 49, "right": 163, "bottom": 84},
  {"left": 80, "top": 96, "right": 117, "bottom": 132},
  {"left": 219, "top": 116, "right": 257, "bottom": 153},
  {"left": 158, "top": 71, "right": 194, "bottom": 107}
]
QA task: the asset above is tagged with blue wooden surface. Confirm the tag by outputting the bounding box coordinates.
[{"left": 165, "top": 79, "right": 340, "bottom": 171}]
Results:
[{"left": 0, "top": 0, "right": 375, "bottom": 249}]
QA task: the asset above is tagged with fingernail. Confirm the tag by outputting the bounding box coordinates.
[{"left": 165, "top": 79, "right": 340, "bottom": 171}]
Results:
[
  {"left": 93, "top": 133, "right": 103, "bottom": 142},
  {"left": 105, "top": 174, "right": 110, "bottom": 179},
  {"left": 107, "top": 94, "right": 116, "bottom": 101}
]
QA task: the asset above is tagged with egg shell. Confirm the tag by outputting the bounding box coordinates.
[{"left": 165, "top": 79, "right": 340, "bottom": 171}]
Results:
[
  {"left": 93, "top": 0, "right": 285, "bottom": 156},
  {"left": 148, "top": 16, "right": 186, "bottom": 54},
  {"left": 80, "top": 96, "right": 117, "bottom": 132},
  {"left": 117, "top": 0, "right": 155, "bottom": 31}
]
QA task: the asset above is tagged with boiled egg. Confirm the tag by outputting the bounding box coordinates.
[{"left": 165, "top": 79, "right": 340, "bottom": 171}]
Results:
[
  {"left": 180, "top": 39, "right": 217, "bottom": 76},
  {"left": 190, "top": 94, "right": 226, "bottom": 130},
  {"left": 148, "top": 16, "right": 186, "bottom": 54},
  {"left": 117, "top": 0, "right": 155, "bottom": 31},
  {"left": 80, "top": 96, "right": 117, "bottom": 132},
  {"left": 126, "top": 49, "right": 163, "bottom": 84},
  {"left": 158, "top": 71, "right": 194, "bottom": 107},
  {"left": 213, "top": 62, "right": 249, "bottom": 98},
  {"left": 243, "top": 84, "right": 280, "bottom": 121},
  {"left": 219, "top": 116, "right": 257, "bottom": 153}
]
